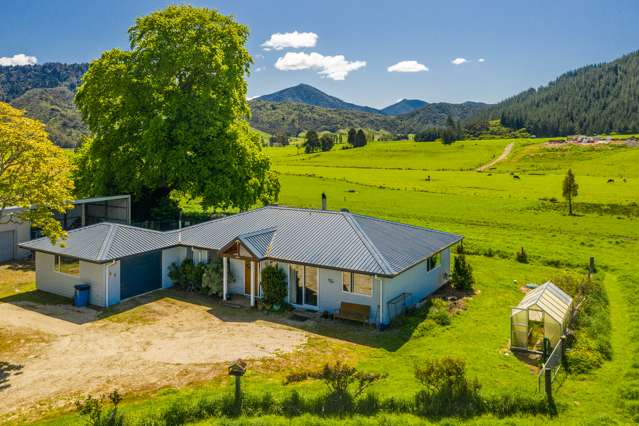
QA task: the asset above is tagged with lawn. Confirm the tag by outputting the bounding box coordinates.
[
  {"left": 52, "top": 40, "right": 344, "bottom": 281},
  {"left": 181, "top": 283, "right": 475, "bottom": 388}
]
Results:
[{"left": 16, "top": 137, "right": 639, "bottom": 425}]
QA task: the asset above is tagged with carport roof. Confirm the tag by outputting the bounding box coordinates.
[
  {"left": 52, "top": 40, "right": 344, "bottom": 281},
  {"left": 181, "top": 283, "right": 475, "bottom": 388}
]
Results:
[{"left": 19, "top": 206, "right": 463, "bottom": 276}]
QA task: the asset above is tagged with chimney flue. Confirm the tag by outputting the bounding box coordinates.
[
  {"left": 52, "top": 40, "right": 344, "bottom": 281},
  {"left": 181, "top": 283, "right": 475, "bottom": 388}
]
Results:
[{"left": 321, "top": 193, "right": 327, "bottom": 210}]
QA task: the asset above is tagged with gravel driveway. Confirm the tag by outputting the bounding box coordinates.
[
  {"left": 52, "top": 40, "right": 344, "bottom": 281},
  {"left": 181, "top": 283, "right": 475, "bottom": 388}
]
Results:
[{"left": 0, "top": 289, "right": 307, "bottom": 422}]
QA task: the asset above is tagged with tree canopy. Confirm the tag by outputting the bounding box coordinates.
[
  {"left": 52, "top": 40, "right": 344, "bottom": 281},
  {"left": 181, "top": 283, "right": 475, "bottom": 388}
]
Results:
[
  {"left": 74, "top": 5, "right": 278, "bottom": 216},
  {"left": 0, "top": 102, "right": 73, "bottom": 242}
]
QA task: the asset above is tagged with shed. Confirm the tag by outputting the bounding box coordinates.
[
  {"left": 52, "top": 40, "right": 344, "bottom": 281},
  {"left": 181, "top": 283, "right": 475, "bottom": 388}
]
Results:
[{"left": 510, "top": 281, "right": 573, "bottom": 352}]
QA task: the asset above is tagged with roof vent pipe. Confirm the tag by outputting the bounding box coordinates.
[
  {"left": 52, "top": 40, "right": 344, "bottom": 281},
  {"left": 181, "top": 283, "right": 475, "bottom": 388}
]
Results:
[{"left": 321, "top": 193, "right": 327, "bottom": 210}]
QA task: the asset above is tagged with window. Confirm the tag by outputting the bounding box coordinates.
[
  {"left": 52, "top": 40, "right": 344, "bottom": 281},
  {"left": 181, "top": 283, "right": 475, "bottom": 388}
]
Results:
[
  {"left": 55, "top": 255, "right": 80, "bottom": 276},
  {"left": 427, "top": 254, "right": 440, "bottom": 271},
  {"left": 342, "top": 272, "right": 372, "bottom": 296}
]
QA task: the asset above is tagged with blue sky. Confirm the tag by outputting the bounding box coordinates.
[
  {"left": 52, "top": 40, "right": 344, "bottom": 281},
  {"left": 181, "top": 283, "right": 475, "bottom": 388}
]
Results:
[{"left": 2, "top": 0, "right": 638, "bottom": 108}]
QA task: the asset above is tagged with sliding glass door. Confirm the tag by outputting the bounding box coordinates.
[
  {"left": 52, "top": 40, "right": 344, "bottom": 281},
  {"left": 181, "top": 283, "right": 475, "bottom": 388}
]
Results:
[{"left": 289, "top": 264, "right": 318, "bottom": 308}]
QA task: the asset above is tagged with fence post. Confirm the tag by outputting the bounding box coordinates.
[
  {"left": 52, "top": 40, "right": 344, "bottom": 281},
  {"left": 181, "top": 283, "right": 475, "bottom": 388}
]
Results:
[
  {"left": 589, "top": 256, "right": 595, "bottom": 278},
  {"left": 544, "top": 366, "right": 552, "bottom": 399}
]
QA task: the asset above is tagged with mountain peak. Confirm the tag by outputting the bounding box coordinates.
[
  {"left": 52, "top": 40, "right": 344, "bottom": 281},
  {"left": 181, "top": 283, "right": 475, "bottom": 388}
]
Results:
[
  {"left": 255, "top": 84, "right": 381, "bottom": 114},
  {"left": 381, "top": 98, "right": 428, "bottom": 115}
]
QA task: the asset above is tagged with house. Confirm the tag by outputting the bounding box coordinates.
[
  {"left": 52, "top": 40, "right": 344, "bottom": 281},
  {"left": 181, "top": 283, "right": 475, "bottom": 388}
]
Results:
[
  {"left": 19, "top": 205, "right": 462, "bottom": 326},
  {"left": 0, "top": 195, "right": 131, "bottom": 263}
]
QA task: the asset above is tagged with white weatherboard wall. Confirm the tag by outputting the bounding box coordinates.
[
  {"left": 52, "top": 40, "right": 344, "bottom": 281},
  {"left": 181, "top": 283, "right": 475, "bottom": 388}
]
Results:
[
  {"left": 35, "top": 252, "right": 108, "bottom": 306},
  {"left": 380, "top": 247, "right": 452, "bottom": 324},
  {"left": 317, "top": 268, "right": 379, "bottom": 323},
  {"left": 161, "top": 246, "right": 187, "bottom": 288},
  {"left": 0, "top": 219, "right": 31, "bottom": 260}
]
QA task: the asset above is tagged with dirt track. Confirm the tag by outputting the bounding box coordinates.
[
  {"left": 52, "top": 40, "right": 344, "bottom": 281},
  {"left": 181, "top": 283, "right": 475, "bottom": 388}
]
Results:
[
  {"left": 477, "top": 142, "right": 514, "bottom": 172},
  {"left": 0, "top": 292, "right": 307, "bottom": 421}
]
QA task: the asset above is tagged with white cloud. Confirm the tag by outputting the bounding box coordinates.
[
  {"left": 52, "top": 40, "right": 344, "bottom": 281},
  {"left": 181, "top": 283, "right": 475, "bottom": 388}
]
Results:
[
  {"left": 274, "top": 52, "right": 366, "bottom": 80},
  {"left": 0, "top": 53, "right": 37, "bottom": 66},
  {"left": 478, "top": 58, "right": 485, "bottom": 63},
  {"left": 451, "top": 57, "right": 468, "bottom": 65},
  {"left": 387, "top": 60, "right": 428, "bottom": 73},
  {"left": 255, "top": 67, "right": 264, "bottom": 72},
  {"left": 262, "top": 31, "right": 318, "bottom": 51}
]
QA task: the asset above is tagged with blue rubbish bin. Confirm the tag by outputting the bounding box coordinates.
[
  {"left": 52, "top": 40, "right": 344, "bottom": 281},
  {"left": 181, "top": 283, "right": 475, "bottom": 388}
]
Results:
[{"left": 74, "top": 284, "right": 90, "bottom": 307}]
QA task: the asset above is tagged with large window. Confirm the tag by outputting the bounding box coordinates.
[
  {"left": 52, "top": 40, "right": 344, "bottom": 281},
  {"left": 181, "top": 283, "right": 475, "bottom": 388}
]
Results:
[
  {"left": 55, "top": 255, "right": 80, "bottom": 276},
  {"left": 342, "top": 272, "right": 372, "bottom": 296},
  {"left": 427, "top": 254, "right": 440, "bottom": 271}
]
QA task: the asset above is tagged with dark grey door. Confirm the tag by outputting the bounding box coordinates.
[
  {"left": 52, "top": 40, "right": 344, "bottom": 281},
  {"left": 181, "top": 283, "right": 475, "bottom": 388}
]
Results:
[
  {"left": 120, "top": 251, "right": 162, "bottom": 299},
  {"left": 0, "top": 231, "right": 14, "bottom": 263}
]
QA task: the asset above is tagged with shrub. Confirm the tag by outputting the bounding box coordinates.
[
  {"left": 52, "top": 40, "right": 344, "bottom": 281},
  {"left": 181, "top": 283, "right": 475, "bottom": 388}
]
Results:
[
  {"left": 282, "top": 390, "right": 305, "bottom": 417},
  {"left": 566, "top": 275, "right": 612, "bottom": 373},
  {"left": 285, "top": 362, "right": 386, "bottom": 415},
  {"left": 168, "top": 259, "right": 204, "bottom": 291},
  {"left": 414, "top": 357, "right": 483, "bottom": 417},
  {"left": 451, "top": 253, "right": 474, "bottom": 292},
  {"left": 201, "top": 258, "right": 234, "bottom": 297},
  {"left": 412, "top": 319, "right": 438, "bottom": 338},
  {"left": 260, "top": 264, "right": 288, "bottom": 308},
  {"left": 75, "top": 390, "right": 124, "bottom": 426},
  {"left": 516, "top": 247, "right": 528, "bottom": 263}
]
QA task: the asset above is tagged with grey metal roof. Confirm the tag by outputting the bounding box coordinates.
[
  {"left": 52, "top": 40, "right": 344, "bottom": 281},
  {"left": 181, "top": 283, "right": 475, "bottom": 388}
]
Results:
[
  {"left": 238, "top": 228, "right": 276, "bottom": 258},
  {"left": 19, "top": 223, "right": 174, "bottom": 263},
  {"left": 20, "top": 206, "right": 462, "bottom": 275}
]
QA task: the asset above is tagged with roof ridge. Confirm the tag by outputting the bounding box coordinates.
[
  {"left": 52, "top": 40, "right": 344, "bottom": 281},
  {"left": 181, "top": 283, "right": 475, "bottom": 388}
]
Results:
[
  {"left": 347, "top": 211, "right": 463, "bottom": 239},
  {"left": 96, "top": 224, "right": 117, "bottom": 261},
  {"left": 174, "top": 207, "right": 268, "bottom": 233},
  {"left": 342, "top": 213, "right": 394, "bottom": 275}
]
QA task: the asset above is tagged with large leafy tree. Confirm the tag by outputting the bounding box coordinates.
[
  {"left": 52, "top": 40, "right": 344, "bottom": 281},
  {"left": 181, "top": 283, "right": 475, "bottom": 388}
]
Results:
[
  {"left": 74, "top": 5, "right": 278, "bottom": 217},
  {"left": 0, "top": 102, "right": 73, "bottom": 241}
]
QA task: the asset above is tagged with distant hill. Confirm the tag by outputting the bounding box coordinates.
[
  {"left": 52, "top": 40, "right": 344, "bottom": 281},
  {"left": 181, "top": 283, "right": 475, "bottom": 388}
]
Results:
[
  {"left": 399, "top": 101, "right": 488, "bottom": 133},
  {"left": 471, "top": 50, "right": 639, "bottom": 136},
  {"left": 10, "top": 86, "right": 89, "bottom": 148},
  {"left": 381, "top": 99, "right": 427, "bottom": 115},
  {"left": 0, "top": 62, "right": 87, "bottom": 102},
  {"left": 256, "top": 83, "right": 381, "bottom": 114},
  {"left": 249, "top": 99, "right": 487, "bottom": 135}
]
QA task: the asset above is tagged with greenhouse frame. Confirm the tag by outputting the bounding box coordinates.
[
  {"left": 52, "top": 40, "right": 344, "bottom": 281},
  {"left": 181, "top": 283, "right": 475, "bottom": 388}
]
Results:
[{"left": 510, "top": 282, "right": 573, "bottom": 352}]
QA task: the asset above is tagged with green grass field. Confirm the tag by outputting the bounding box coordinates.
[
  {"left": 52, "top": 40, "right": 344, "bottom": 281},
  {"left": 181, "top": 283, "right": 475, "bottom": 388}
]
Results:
[{"left": 33, "top": 138, "right": 639, "bottom": 425}]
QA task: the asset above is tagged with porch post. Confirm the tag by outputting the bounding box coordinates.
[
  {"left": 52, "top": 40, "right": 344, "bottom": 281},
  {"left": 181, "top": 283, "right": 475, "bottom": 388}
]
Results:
[
  {"left": 250, "top": 260, "right": 256, "bottom": 307},
  {"left": 223, "top": 256, "right": 228, "bottom": 301}
]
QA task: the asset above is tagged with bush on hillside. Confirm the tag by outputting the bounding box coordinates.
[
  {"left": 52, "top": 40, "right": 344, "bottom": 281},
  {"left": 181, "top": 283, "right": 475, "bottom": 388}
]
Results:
[
  {"left": 452, "top": 253, "right": 475, "bottom": 292},
  {"left": 566, "top": 275, "right": 612, "bottom": 373},
  {"left": 75, "top": 390, "right": 124, "bottom": 426},
  {"left": 260, "top": 264, "right": 288, "bottom": 308},
  {"left": 516, "top": 247, "right": 528, "bottom": 263},
  {"left": 285, "top": 362, "right": 386, "bottom": 415},
  {"left": 414, "top": 357, "right": 483, "bottom": 417}
]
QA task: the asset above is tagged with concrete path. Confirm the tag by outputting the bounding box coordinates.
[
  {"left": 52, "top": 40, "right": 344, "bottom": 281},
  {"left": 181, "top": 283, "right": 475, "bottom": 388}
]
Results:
[{"left": 477, "top": 142, "right": 514, "bottom": 172}]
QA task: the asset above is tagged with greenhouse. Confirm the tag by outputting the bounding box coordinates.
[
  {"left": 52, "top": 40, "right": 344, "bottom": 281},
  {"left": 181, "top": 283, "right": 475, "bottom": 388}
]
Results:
[{"left": 510, "top": 281, "right": 573, "bottom": 352}]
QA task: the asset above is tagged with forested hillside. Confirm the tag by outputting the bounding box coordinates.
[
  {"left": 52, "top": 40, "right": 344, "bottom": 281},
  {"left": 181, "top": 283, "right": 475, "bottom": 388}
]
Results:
[
  {"left": 472, "top": 50, "right": 639, "bottom": 136},
  {"left": 249, "top": 99, "right": 486, "bottom": 135},
  {"left": 11, "top": 86, "right": 89, "bottom": 147},
  {"left": 0, "top": 62, "right": 87, "bottom": 101}
]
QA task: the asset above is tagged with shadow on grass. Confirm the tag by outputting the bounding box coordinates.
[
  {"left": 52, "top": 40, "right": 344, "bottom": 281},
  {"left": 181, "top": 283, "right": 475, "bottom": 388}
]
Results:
[{"left": 0, "top": 361, "right": 23, "bottom": 391}]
